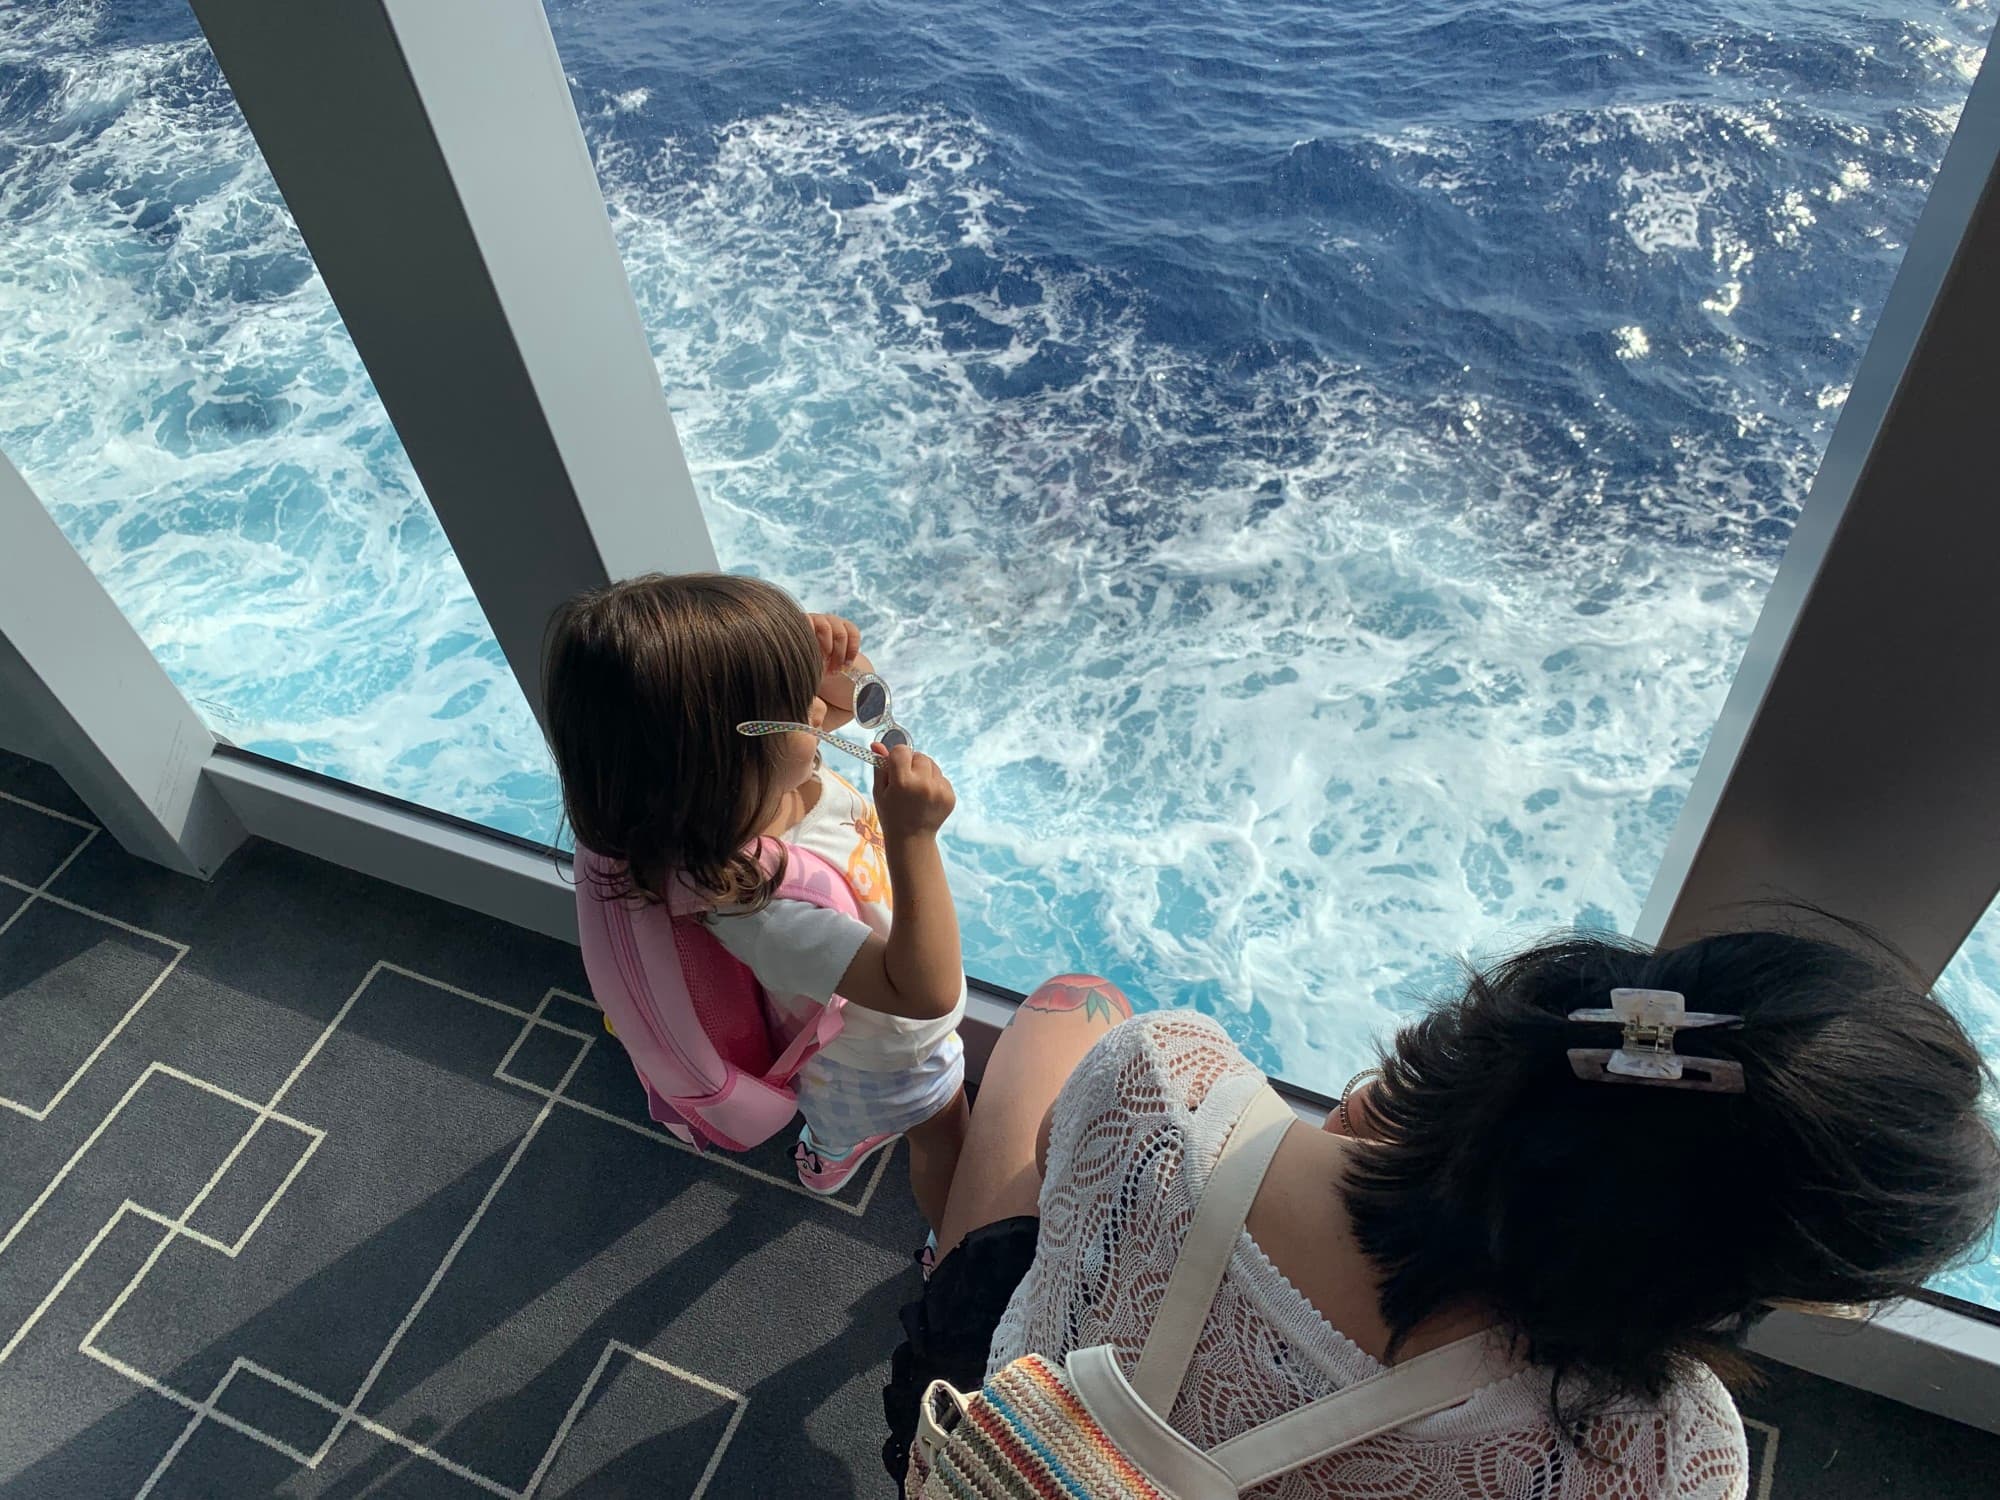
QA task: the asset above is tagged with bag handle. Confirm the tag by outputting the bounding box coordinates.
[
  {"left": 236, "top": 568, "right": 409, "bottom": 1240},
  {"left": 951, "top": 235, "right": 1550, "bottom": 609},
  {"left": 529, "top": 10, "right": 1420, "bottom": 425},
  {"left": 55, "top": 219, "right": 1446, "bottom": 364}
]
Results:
[
  {"left": 1130, "top": 1083, "right": 1298, "bottom": 1411},
  {"left": 1118, "top": 1078, "right": 1516, "bottom": 1490},
  {"left": 1206, "top": 1327, "right": 1513, "bottom": 1487},
  {"left": 768, "top": 991, "right": 846, "bottom": 1082}
]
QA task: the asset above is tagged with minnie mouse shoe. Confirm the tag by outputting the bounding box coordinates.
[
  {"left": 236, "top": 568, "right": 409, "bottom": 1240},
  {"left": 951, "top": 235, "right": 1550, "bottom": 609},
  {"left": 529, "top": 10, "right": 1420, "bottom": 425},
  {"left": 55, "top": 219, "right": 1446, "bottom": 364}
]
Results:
[{"left": 792, "top": 1123, "right": 896, "bottom": 1194}]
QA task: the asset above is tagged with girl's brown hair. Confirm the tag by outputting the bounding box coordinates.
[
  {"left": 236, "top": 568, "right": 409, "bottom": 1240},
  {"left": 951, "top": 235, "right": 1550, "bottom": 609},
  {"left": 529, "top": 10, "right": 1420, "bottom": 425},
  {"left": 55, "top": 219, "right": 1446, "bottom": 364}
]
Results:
[{"left": 543, "top": 572, "right": 822, "bottom": 909}]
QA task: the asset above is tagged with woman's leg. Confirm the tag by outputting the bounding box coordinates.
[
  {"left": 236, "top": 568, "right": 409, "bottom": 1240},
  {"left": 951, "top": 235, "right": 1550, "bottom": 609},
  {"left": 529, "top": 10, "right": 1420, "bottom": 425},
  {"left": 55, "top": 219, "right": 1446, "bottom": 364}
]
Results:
[
  {"left": 883, "top": 975, "right": 1134, "bottom": 1492},
  {"left": 933, "top": 974, "right": 1134, "bottom": 1264}
]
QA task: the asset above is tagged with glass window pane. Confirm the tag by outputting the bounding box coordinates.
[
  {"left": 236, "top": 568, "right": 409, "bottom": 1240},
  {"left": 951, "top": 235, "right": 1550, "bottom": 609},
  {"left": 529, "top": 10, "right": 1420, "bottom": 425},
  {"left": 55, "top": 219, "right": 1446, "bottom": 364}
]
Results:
[
  {"left": 1931, "top": 898, "right": 2000, "bottom": 1313},
  {"left": 0, "top": 5, "right": 556, "bottom": 843},
  {"left": 546, "top": 2, "right": 1992, "bottom": 1087}
]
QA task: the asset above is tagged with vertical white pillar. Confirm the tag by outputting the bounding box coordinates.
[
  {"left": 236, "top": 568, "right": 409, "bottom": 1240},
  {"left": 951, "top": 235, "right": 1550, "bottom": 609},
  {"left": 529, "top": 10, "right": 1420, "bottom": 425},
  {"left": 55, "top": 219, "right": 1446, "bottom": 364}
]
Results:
[
  {"left": 188, "top": 0, "right": 718, "bottom": 728},
  {"left": 1639, "top": 43, "right": 2000, "bottom": 978},
  {"left": 0, "top": 452, "right": 243, "bottom": 877}
]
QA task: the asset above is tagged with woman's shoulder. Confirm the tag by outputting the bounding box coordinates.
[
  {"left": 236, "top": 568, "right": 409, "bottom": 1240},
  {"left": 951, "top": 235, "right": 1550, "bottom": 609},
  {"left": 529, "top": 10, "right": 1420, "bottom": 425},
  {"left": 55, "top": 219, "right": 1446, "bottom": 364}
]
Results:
[
  {"left": 1048, "top": 1009, "right": 1265, "bottom": 1166},
  {"left": 1074, "top": 1008, "right": 1255, "bottom": 1095},
  {"left": 1656, "top": 1362, "right": 1750, "bottom": 1494}
]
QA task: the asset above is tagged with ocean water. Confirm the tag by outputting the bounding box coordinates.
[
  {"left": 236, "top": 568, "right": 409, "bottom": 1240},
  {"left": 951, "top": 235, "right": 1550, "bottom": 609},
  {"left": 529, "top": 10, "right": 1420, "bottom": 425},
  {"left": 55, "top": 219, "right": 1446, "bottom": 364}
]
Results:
[{"left": 0, "top": 0, "right": 1994, "bottom": 1304}]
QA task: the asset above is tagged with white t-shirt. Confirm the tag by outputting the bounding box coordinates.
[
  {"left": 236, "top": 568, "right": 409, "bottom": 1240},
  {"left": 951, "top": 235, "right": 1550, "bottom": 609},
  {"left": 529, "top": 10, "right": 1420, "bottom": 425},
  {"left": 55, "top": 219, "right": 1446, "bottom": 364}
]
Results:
[{"left": 703, "top": 763, "right": 965, "bottom": 1071}]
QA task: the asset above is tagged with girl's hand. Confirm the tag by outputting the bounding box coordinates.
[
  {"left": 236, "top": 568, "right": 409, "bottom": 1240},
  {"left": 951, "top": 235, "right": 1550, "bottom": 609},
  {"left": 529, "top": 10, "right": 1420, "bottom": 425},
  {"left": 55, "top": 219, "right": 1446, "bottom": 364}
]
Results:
[
  {"left": 871, "top": 744, "right": 955, "bottom": 838},
  {"left": 807, "top": 613, "right": 861, "bottom": 674},
  {"left": 807, "top": 614, "right": 864, "bottom": 724}
]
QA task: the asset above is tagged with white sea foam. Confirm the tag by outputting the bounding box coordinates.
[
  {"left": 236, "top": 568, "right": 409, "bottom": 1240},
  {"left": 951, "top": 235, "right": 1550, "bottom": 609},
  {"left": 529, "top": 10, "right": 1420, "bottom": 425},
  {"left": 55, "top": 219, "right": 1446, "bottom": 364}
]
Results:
[
  {"left": 1834, "top": 159, "right": 1872, "bottom": 198},
  {"left": 3, "top": 1, "right": 1997, "bottom": 1123},
  {"left": 577, "top": 99, "right": 1818, "bottom": 1076},
  {"left": 1612, "top": 325, "right": 1651, "bottom": 358},
  {"left": 0, "top": 11, "right": 551, "bottom": 834},
  {"left": 1617, "top": 158, "right": 1730, "bottom": 254}
]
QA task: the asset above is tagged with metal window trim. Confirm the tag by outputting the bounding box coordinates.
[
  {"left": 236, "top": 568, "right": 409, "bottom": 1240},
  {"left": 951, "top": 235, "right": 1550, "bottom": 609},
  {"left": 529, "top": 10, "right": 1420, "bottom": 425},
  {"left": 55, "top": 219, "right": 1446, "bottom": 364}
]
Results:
[{"left": 1747, "top": 1299, "right": 2000, "bottom": 1436}]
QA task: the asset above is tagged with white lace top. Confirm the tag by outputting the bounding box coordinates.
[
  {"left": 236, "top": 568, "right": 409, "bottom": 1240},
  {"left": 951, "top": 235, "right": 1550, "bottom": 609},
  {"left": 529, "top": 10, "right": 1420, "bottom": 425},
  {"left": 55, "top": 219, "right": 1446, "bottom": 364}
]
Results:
[{"left": 989, "top": 1013, "right": 1749, "bottom": 1500}]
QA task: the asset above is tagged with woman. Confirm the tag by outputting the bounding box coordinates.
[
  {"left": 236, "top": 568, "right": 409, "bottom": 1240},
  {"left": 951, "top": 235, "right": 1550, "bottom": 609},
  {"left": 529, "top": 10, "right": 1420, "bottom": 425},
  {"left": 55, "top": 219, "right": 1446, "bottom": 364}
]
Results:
[{"left": 884, "top": 928, "right": 2000, "bottom": 1498}]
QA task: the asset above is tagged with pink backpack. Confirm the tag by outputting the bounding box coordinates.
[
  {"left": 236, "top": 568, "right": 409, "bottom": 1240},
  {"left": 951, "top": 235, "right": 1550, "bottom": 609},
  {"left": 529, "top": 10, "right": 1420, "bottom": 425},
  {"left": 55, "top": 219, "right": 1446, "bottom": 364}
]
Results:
[{"left": 573, "top": 837, "right": 859, "bottom": 1152}]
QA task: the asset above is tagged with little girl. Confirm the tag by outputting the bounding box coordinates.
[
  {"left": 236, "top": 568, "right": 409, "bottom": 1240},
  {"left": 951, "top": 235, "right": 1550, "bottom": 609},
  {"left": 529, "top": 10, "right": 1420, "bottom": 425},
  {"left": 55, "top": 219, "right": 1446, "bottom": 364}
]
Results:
[{"left": 543, "top": 572, "right": 969, "bottom": 1236}]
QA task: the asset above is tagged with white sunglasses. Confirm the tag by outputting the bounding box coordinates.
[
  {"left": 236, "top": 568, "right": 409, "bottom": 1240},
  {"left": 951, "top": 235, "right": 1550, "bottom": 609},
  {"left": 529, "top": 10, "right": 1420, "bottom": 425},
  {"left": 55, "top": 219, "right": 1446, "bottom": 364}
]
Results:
[
  {"left": 840, "top": 668, "right": 913, "bottom": 750},
  {"left": 736, "top": 669, "right": 914, "bottom": 768}
]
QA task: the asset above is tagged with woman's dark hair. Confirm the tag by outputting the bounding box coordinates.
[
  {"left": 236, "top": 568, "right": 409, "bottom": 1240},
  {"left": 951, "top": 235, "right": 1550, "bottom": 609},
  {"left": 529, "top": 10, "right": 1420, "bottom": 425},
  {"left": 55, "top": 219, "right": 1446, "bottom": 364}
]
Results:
[
  {"left": 1343, "top": 920, "right": 2000, "bottom": 1429},
  {"left": 542, "top": 572, "right": 820, "bottom": 908}
]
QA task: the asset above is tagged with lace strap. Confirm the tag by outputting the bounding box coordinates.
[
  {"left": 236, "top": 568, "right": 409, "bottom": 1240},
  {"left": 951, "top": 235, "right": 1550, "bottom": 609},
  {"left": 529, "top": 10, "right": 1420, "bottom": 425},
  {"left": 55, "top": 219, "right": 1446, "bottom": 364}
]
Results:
[{"left": 1130, "top": 1084, "right": 1297, "bottom": 1411}]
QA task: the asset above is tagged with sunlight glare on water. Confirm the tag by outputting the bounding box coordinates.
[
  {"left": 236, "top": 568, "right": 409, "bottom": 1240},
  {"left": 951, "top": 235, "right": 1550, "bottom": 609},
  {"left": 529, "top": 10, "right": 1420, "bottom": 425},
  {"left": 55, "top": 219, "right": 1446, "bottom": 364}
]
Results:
[{"left": 0, "top": 0, "right": 1994, "bottom": 1303}]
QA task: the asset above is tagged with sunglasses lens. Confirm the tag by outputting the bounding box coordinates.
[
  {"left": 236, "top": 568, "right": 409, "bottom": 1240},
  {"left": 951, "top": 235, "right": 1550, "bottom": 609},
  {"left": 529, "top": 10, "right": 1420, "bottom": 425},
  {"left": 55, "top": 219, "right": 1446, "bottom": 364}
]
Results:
[
  {"left": 854, "top": 681, "right": 889, "bottom": 726},
  {"left": 878, "top": 725, "right": 912, "bottom": 751}
]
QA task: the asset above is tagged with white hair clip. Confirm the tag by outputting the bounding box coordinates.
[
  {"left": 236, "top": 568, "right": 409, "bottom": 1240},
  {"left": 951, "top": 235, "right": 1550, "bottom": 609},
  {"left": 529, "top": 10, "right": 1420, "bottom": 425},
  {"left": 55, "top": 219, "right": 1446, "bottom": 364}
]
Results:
[{"left": 1567, "top": 988, "right": 1746, "bottom": 1094}]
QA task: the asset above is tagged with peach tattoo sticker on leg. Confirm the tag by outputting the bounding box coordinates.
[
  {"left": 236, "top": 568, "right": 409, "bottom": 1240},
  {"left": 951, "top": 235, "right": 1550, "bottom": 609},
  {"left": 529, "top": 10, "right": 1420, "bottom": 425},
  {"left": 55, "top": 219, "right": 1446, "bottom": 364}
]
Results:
[{"left": 1022, "top": 973, "right": 1134, "bottom": 1025}]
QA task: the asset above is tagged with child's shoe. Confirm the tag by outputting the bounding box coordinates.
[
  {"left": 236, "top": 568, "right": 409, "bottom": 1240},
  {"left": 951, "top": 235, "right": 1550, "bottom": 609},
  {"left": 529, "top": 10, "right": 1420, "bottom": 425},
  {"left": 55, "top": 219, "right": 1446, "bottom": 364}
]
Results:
[{"left": 793, "top": 1123, "right": 895, "bottom": 1195}]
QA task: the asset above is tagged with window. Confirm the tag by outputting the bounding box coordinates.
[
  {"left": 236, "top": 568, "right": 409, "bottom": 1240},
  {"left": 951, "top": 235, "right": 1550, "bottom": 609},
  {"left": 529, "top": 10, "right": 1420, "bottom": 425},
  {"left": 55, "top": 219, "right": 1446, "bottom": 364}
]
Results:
[
  {"left": 0, "top": 4, "right": 555, "bottom": 843},
  {"left": 11, "top": 0, "right": 1988, "bottom": 1128},
  {"left": 543, "top": 2, "right": 1993, "bottom": 1085},
  {"left": 1932, "top": 898, "right": 2000, "bottom": 1313}
]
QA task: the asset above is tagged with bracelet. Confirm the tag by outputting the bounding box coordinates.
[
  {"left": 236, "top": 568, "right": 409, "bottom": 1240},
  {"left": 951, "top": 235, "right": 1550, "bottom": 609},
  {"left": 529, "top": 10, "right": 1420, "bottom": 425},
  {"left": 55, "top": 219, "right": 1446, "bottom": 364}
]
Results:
[{"left": 1336, "top": 1067, "right": 1382, "bottom": 1136}]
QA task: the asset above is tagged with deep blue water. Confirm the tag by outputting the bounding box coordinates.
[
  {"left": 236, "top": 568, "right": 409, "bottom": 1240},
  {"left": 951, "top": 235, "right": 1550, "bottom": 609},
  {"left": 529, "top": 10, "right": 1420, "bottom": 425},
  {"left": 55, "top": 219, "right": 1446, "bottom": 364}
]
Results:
[{"left": 0, "top": 0, "right": 1993, "bottom": 1302}]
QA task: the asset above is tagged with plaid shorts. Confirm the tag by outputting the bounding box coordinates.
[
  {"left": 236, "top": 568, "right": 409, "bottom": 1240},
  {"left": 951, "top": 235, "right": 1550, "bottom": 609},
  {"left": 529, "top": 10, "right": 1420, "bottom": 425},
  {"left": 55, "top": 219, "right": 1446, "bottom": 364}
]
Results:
[{"left": 794, "top": 1031, "right": 966, "bottom": 1154}]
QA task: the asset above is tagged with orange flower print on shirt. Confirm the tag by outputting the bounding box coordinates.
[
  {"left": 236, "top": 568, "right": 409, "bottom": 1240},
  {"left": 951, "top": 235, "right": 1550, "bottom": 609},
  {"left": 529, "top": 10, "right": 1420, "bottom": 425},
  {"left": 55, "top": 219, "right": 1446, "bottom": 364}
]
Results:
[{"left": 843, "top": 802, "right": 893, "bottom": 911}]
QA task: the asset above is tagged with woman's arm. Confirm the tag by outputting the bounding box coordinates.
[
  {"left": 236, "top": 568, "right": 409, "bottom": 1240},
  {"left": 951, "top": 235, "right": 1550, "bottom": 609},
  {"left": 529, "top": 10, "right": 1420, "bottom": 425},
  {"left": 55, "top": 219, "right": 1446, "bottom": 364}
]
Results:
[{"left": 830, "top": 745, "right": 963, "bottom": 1020}]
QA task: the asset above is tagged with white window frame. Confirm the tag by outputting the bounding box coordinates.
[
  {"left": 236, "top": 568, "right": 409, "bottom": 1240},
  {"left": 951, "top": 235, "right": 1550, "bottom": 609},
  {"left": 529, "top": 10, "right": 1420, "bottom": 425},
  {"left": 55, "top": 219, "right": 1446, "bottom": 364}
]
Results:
[
  {"left": 3, "top": 0, "right": 1996, "bottom": 1432},
  {"left": 1627, "top": 23, "right": 2000, "bottom": 1418}
]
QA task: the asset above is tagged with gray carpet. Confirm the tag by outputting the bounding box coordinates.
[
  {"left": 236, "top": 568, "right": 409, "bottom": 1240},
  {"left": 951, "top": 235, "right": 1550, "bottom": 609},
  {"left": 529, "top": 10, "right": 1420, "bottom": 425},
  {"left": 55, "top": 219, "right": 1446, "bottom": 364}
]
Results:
[{"left": 1, "top": 747, "right": 1994, "bottom": 1498}]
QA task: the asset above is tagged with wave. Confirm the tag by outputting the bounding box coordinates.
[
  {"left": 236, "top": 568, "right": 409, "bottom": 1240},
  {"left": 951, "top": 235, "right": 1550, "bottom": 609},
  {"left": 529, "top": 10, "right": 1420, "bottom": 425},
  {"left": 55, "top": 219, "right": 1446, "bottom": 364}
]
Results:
[
  {"left": 580, "top": 98, "right": 1816, "bottom": 1073},
  {"left": 0, "top": 7, "right": 552, "bottom": 833},
  {"left": 0, "top": 0, "right": 1994, "bottom": 1188}
]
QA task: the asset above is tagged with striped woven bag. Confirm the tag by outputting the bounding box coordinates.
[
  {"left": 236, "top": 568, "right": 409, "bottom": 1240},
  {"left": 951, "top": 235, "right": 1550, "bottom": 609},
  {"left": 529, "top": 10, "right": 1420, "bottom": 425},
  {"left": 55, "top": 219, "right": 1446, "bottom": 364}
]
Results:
[{"left": 911, "top": 1084, "right": 1514, "bottom": 1499}]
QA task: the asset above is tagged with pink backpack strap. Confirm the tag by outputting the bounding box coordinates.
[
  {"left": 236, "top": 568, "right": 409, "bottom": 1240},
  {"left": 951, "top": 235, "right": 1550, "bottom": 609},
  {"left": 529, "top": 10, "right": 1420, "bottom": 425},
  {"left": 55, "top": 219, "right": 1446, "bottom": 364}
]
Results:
[
  {"left": 660, "top": 837, "right": 861, "bottom": 917},
  {"left": 573, "top": 847, "right": 733, "bottom": 1125},
  {"left": 760, "top": 838, "right": 862, "bottom": 1077},
  {"left": 574, "top": 837, "right": 866, "bottom": 1152}
]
